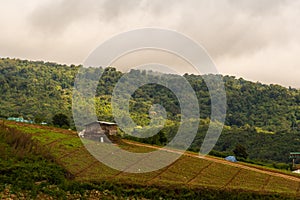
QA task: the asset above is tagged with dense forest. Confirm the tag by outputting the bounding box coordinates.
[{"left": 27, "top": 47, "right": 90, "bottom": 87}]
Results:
[{"left": 1, "top": 57, "right": 300, "bottom": 164}]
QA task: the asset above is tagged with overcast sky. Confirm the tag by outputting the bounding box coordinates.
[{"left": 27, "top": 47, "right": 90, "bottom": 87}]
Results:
[{"left": 0, "top": 0, "right": 299, "bottom": 87}]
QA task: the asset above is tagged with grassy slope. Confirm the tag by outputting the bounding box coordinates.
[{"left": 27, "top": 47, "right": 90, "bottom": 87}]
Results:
[{"left": 4, "top": 120, "right": 300, "bottom": 199}]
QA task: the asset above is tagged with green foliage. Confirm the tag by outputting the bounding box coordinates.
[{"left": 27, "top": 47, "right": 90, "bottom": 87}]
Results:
[
  {"left": 0, "top": 58, "right": 76, "bottom": 126},
  {"left": 233, "top": 144, "right": 249, "bottom": 159},
  {"left": 208, "top": 150, "right": 231, "bottom": 158},
  {"left": 0, "top": 124, "right": 67, "bottom": 197},
  {"left": 2, "top": 58, "right": 300, "bottom": 164},
  {"left": 0, "top": 122, "right": 297, "bottom": 199},
  {"left": 52, "top": 113, "right": 70, "bottom": 128}
]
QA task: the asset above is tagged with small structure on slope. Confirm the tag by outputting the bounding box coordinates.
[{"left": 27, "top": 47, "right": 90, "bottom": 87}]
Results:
[
  {"left": 225, "top": 156, "right": 237, "bottom": 162},
  {"left": 83, "top": 121, "right": 118, "bottom": 143},
  {"left": 290, "top": 152, "right": 300, "bottom": 170}
]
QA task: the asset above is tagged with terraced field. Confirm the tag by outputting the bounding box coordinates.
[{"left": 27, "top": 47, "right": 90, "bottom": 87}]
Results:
[{"left": 5, "top": 121, "right": 300, "bottom": 198}]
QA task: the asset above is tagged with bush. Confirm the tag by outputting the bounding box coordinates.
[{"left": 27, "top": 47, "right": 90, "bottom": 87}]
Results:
[
  {"left": 209, "top": 150, "right": 231, "bottom": 158},
  {"left": 52, "top": 113, "right": 70, "bottom": 128}
]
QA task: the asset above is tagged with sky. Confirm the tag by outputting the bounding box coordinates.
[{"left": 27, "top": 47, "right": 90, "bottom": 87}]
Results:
[{"left": 0, "top": 0, "right": 300, "bottom": 87}]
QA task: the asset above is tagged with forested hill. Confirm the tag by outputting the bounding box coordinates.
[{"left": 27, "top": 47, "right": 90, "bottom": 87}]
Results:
[{"left": 1, "top": 57, "right": 300, "bottom": 163}]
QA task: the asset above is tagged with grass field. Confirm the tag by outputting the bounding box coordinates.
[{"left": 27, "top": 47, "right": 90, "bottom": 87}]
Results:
[{"left": 3, "top": 120, "right": 300, "bottom": 199}]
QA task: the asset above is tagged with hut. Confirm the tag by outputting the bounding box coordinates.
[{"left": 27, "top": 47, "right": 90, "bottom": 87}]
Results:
[
  {"left": 290, "top": 152, "right": 300, "bottom": 170},
  {"left": 83, "top": 121, "right": 117, "bottom": 143}
]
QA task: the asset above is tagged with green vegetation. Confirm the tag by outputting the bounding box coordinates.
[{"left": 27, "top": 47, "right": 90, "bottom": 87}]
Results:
[
  {"left": 52, "top": 113, "right": 70, "bottom": 128},
  {"left": 233, "top": 144, "right": 249, "bottom": 159},
  {"left": 1, "top": 57, "right": 300, "bottom": 165},
  {"left": 1, "top": 121, "right": 298, "bottom": 199},
  {"left": 0, "top": 58, "right": 76, "bottom": 124},
  {"left": 0, "top": 122, "right": 68, "bottom": 198}
]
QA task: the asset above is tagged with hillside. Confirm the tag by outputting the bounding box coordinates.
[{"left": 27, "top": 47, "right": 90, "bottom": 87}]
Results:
[
  {"left": 1, "top": 120, "right": 300, "bottom": 199},
  {"left": 1, "top": 57, "right": 300, "bottom": 164}
]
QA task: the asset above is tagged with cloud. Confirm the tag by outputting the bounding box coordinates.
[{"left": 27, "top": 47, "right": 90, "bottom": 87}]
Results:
[
  {"left": 99, "top": 0, "right": 143, "bottom": 21},
  {"left": 171, "top": 0, "right": 297, "bottom": 58},
  {"left": 0, "top": 0, "right": 299, "bottom": 87},
  {"left": 29, "top": 0, "right": 97, "bottom": 35}
]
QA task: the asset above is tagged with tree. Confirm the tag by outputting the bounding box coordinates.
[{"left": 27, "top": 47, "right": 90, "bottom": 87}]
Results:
[
  {"left": 52, "top": 113, "right": 70, "bottom": 128},
  {"left": 233, "top": 144, "right": 248, "bottom": 159},
  {"left": 158, "top": 132, "right": 167, "bottom": 145}
]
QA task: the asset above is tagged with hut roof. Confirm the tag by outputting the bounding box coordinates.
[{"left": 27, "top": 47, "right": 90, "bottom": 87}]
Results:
[{"left": 85, "top": 121, "right": 117, "bottom": 126}]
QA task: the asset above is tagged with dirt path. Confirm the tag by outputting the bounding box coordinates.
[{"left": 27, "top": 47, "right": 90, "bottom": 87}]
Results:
[{"left": 124, "top": 140, "right": 300, "bottom": 182}]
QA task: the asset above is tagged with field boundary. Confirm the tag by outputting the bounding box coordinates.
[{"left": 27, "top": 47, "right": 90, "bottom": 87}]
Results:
[
  {"left": 124, "top": 140, "right": 300, "bottom": 183},
  {"left": 186, "top": 161, "right": 214, "bottom": 185}
]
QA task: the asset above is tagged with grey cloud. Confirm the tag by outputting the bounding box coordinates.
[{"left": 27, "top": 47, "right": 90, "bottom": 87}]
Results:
[
  {"left": 29, "top": 0, "right": 147, "bottom": 35},
  {"left": 172, "top": 0, "right": 299, "bottom": 59},
  {"left": 29, "top": 0, "right": 98, "bottom": 34},
  {"left": 1, "top": 0, "right": 300, "bottom": 86},
  {"left": 99, "top": 0, "right": 143, "bottom": 21},
  {"left": 21, "top": 0, "right": 300, "bottom": 59},
  {"left": 229, "top": 0, "right": 287, "bottom": 16},
  {"left": 28, "top": 0, "right": 180, "bottom": 35}
]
